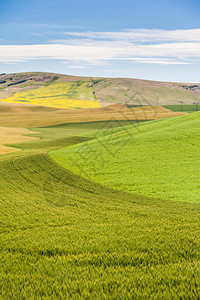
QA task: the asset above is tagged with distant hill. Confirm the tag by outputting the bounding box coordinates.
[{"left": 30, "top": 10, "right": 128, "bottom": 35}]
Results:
[{"left": 0, "top": 72, "right": 199, "bottom": 108}]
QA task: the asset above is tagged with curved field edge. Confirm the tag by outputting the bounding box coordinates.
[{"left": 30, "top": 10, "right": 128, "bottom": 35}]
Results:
[
  {"left": 0, "top": 126, "right": 40, "bottom": 155},
  {"left": 0, "top": 153, "right": 200, "bottom": 298},
  {"left": 0, "top": 120, "right": 139, "bottom": 162},
  {"left": 50, "top": 112, "right": 200, "bottom": 203}
]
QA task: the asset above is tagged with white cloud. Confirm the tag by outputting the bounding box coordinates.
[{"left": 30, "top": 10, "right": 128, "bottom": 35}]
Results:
[
  {"left": 64, "top": 28, "right": 200, "bottom": 43},
  {"left": 1, "top": 28, "right": 200, "bottom": 65}
]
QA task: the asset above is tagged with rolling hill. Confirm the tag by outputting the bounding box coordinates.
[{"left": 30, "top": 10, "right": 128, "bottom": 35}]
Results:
[
  {"left": 1, "top": 153, "right": 200, "bottom": 299},
  {"left": 0, "top": 103, "right": 185, "bottom": 128},
  {"left": 51, "top": 111, "right": 200, "bottom": 203},
  {"left": 0, "top": 99, "right": 199, "bottom": 298},
  {"left": 0, "top": 72, "right": 200, "bottom": 108}
]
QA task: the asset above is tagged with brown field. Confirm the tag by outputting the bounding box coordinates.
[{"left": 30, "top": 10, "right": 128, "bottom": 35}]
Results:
[
  {"left": 0, "top": 126, "right": 39, "bottom": 155},
  {"left": 0, "top": 104, "right": 187, "bottom": 128}
]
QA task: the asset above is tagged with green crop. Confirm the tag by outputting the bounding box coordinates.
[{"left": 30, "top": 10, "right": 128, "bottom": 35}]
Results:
[
  {"left": 0, "top": 112, "right": 200, "bottom": 298},
  {"left": 164, "top": 104, "right": 200, "bottom": 113},
  {"left": 0, "top": 154, "right": 199, "bottom": 298},
  {"left": 51, "top": 111, "right": 200, "bottom": 203}
]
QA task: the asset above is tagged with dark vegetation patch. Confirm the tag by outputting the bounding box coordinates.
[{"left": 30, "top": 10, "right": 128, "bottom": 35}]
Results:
[
  {"left": 182, "top": 84, "right": 199, "bottom": 91},
  {"left": 8, "top": 79, "right": 27, "bottom": 87}
]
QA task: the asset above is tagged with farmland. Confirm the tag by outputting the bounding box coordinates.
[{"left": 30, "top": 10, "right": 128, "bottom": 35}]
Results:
[
  {"left": 1, "top": 82, "right": 101, "bottom": 109},
  {"left": 1, "top": 154, "right": 200, "bottom": 299},
  {"left": 0, "top": 103, "right": 186, "bottom": 128},
  {"left": 0, "top": 126, "right": 39, "bottom": 155},
  {"left": 0, "top": 84, "right": 200, "bottom": 298},
  {"left": 51, "top": 111, "right": 200, "bottom": 203},
  {"left": 164, "top": 104, "right": 200, "bottom": 113}
]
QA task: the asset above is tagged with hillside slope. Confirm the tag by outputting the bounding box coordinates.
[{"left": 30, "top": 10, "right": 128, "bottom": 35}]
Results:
[
  {"left": 1, "top": 153, "right": 200, "bottom": 298},
  {"left": 51, "top": 112, "right": 200, "bottom": 202},
  {"left": 0, "top": 72, "right": 199, "bottom": 107}
]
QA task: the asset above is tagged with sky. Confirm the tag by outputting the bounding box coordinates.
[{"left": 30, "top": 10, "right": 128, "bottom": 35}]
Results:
[{"left": 0, "top": 0, "right": 200, "bottom": 82}]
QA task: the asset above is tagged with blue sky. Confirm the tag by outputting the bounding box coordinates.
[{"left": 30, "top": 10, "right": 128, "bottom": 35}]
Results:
[{"left": 0, "top": 0, "right": 200, "bottom": 82}]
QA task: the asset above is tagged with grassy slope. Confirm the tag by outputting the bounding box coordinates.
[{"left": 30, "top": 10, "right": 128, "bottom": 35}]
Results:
[
  {"left": 94, "top": 78, "right": 199, "bottom": 105},
  {"left": 164, "top": 104, "right": 200, "bottom": 113},
  {"left": 51, "top": 112, "right": 200, "bottom": 203},
  {"left": 1, "top": 154, "right": 200, "bottom": 298}
]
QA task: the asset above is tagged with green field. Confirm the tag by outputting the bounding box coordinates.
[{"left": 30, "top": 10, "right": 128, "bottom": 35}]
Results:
[
  {"left": 1, "top": 154, "right": 200, "bottom": 299},
  {"left": 51, "top": 112, "right": 200, "bottom": 203},
  {"left": 164, "top": 104, "right": 200, "bottom": 113},
  {"left": 1, "top": 105, "right": 200, "bottom": 298}
]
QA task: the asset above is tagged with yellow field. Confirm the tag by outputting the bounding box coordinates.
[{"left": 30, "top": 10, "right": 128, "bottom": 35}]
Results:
[
  {"left": 0, "top": 82, "right": 101, "bottom": 109},
  {"left": 0, "top": 127, "right": 39, "bottom": 155}
]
